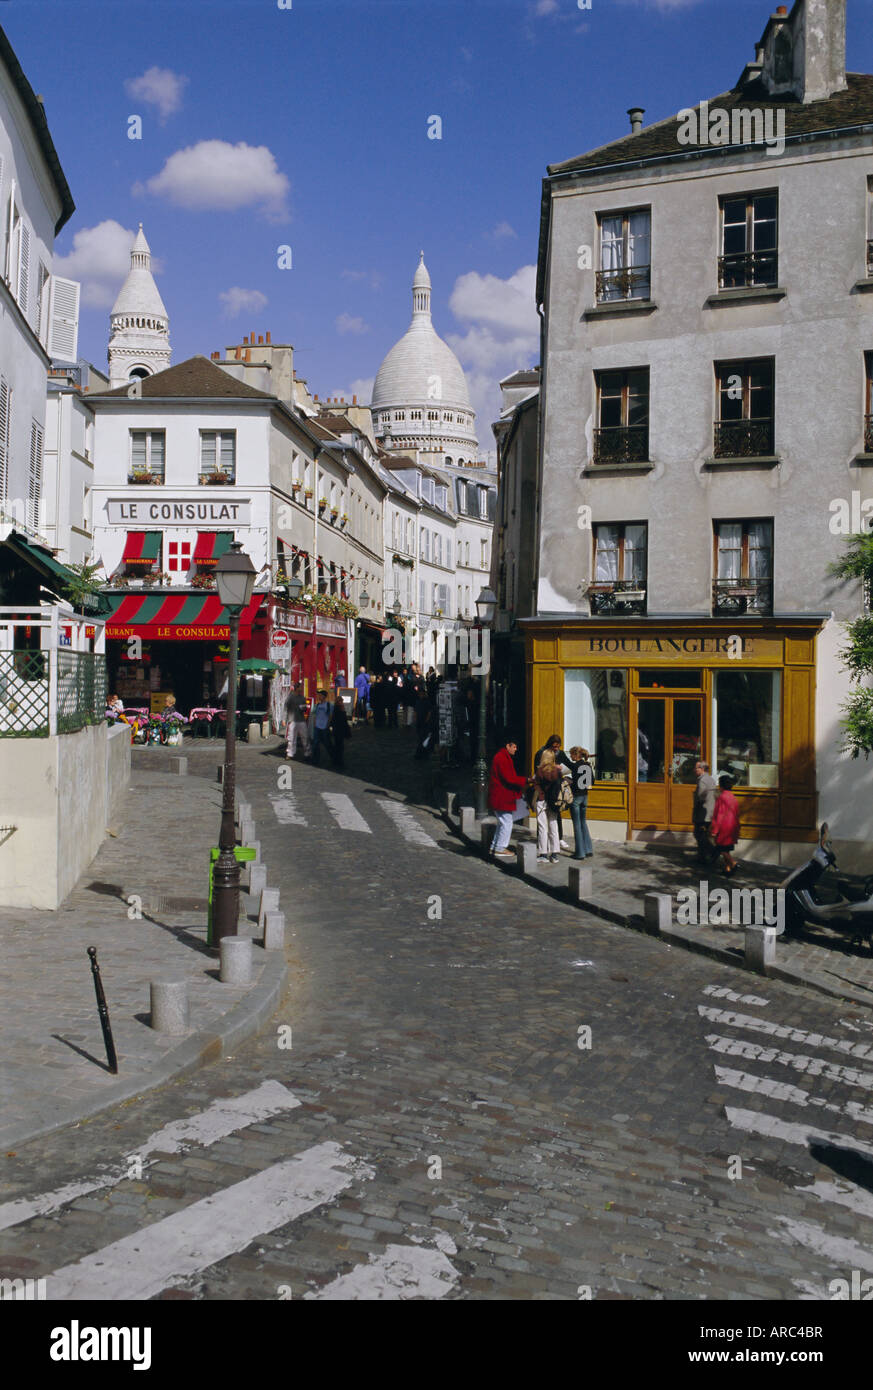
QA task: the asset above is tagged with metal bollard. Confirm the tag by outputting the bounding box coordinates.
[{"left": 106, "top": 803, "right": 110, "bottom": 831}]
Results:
[{"left": 87, "top": 947, "right": 118, "bottom": 1073}]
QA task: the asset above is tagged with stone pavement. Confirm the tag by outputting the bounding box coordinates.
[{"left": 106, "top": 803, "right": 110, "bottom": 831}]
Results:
[
  {"left": 2, "top": 728, "right": 873, "bottom": 1308},
  {"left": 0, "top": 751, "right": 286, "bottom": 1149},
  {"left": 448, "top": 800, "right": 873, "bottom": 1012}
]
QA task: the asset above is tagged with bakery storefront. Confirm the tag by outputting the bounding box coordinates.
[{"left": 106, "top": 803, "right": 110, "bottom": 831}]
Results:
[{"left": 522, "top": 618, "right": 824, "bottom": 854}]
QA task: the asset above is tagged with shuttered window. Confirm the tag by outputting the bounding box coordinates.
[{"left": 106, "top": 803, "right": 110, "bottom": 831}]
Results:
[
  {"left": 17, "top": 219, "right": 29, "bottom": 315},
  {"left": 47, "top": 276, "right": 80, "bottom": 361},
  {"left": 29, "top": 420, "right": 43, "bottom": 506},
  {"left": 200, "top": 431, "right": 236, "bottom": 478},
  {"left": 0, "top": 377, "right": 9, "bottom": 501}
]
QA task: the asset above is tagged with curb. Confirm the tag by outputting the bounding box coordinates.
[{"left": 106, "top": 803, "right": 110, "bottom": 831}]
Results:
[{"left": 444, "top": 806, "right": 873, "bottom": 1013}]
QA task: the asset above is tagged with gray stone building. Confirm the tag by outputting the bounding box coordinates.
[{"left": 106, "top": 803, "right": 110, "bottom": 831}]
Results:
[{"left": 526, "top": 0, "right": 872, "bottom": 866}]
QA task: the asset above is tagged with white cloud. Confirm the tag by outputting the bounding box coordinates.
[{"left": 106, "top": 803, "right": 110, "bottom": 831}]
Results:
[
  {"left": 336, "top": 313, "right": 370, "bottom": 336},
  {"left": 136, "top": 140, "right": 290, "bottom": 221},
  {"left": 341, "top": 268, "right": 384, "bottom": 290},
  {"left": 124, "top": 67, "right": 188, "bottom": 123},
  {"left": 327, "top": 377, "right": 375, "bottom": 408},
  {"left": 446, "top": 264, "right": 539, "bottom": 434},
  {"left": 219, "top": 287, "right": 268, "bottom": 319},
  {"left": 535, "top": 0, "right": 559, "bottom": 14},
  {"left": 487, "top": 221, "right": 517, "bottom": 242},
  {"left": 53, "top": 220, "right": 144, "bottom": 308}
]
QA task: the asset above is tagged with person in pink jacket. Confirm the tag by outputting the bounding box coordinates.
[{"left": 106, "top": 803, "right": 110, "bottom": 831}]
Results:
[{"left": 711, "top": 773, "right": 740, "bottom": 875}]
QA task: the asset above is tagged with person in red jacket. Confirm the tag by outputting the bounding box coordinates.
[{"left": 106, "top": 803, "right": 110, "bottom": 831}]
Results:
[
  {"left": 488, "top": 736, "right": 531, "bottom": 858},
  {"left": 711, "top": 773, "right": 741, "bottom": 875}
]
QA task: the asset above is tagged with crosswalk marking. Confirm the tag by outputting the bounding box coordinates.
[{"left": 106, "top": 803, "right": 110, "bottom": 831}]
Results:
[
  {"left": 698, "top": 1006, "right": 873, "bottom": 1061},
  {"left": 47, "top": 1141, "right": 368, "bottom": 1301},
  {"left": 705, "top": 1033, "right": 873, "bottom": 1090},
  {"left": 0, "top": 1082, "right": 299, "bottom": 1233},
  {"left": 714, "top": 1065, "right": 873, "bottom": 1126},
  {"left": 269, "top": 793, "right": 307, "bottom": 826},
  {"left": 724, "top": 1106, "right": 873, "bottom": 1159},
  {"left": 304, "top": 1243, "right": 459, "bottom": 1299},
  {"left": 375, "top": 798, "right": 438, "bottom": 847},
  {"left": 702, "top": 985, "right": 769, "bottom": 1006},
  {"left": 321, "top": 792, "right": 372, "bottom": 833}
]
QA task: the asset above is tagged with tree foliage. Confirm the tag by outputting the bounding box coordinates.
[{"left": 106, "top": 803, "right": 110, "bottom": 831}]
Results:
[{"left": 829, "top": 533, "right": 873, "bottom": 758}]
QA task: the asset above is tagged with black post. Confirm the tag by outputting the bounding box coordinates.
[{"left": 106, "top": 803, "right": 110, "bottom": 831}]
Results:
[
  {"left": 87, "top": 946, "right": 118, "bottom": 1074},
  {"left": 212, "top": 607, "right": 241, "bottom": 945},
  {"left": 473, "top": 651, "right": 489, "bottom": 819}
]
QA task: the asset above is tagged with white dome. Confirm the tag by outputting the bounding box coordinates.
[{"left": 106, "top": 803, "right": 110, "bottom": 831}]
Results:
[
  {"left": 372, "top": 254, "right": 471, "bottom": 412},
  {"left": 412, "top": 251, "right": 431, "bottom": 290},
  {"left": 110, "top": 224, "right": 168, "bottom": 321}
]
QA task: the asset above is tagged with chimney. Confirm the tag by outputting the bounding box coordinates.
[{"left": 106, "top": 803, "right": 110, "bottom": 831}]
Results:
[
  {"left": 242, "top": 334, "right": 248, "bottom": 344},
  {"left": 235, "top": 345, "right": 241, "bottom": 359},
  {"left": 258, "top": 335, "right": 264, "bottom": 344},
  {"left": 627, "top": 107, "right": 644, "bottom": 135},
  {"left": 245, "top": 347, "right": 251, "bottom": 361},
  {"left": 759, "top": 0, "right": 846, "bottom": 104},
  {"left": 352, "top": 395, "right": 357, "bottom": 405},
  {"left": 266, "top": 331, "right": 271, "bottom": 343}
]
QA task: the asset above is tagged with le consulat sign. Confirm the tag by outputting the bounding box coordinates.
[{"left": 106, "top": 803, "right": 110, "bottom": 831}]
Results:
[{"left": 105, "top": 498, "right": 252, "bottom": 526}]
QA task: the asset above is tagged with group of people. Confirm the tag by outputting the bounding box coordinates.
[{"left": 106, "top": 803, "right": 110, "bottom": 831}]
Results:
[
  {"left": 283, "top": 684, "right": 351, "bottom": 767},
  {"left": 488, "top": 737, "right": 742, "bottom": 874}
]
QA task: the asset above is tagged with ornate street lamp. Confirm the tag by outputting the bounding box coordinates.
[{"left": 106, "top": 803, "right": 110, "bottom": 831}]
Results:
[
  {"left": 212, "top": 542, "right": 256, "bottom": 945},
  {"left": 472, "top": 585, "right": 497, "bottom": 819}
]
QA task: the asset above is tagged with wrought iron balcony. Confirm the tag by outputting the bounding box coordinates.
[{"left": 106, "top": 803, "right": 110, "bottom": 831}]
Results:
[
  {"left": 717, "top": 250, "right": 778, "bottom": 289},
  {"left": 865, "top": 414, "right": 873, "bottom": 454},
  {"left": 713, "top": 419, "right": 774, "bottom": 458},
  {"left": 595, "top": 265, "right": 651, "bottom": 302},
  {"left": 712, "top": 577, "right": 773, "bottom": 616},
  {"left": 588, "top": 580, "right": 647, "bottom": 616},
  {"left": 593, "top": 425, "right": 649, "bottom": 464}
]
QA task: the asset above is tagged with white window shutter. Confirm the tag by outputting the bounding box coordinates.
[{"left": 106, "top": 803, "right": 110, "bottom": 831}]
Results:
[
  {"left": 47, "top": 276, "right": 80, "bottom": 361},
  {"left": 0, "top": 377, "right": 8, "bottom": 499},
  {"left": 29, "top": 420, "right": 43, "bottom": 505},
  {"left": 17, "top": 219, "right": 29, "bottom": 314}
]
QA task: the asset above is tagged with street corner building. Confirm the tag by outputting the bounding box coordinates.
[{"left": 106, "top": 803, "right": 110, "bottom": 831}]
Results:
[{"left": 523, "top": 0, "right": 873, "bottom": 869}]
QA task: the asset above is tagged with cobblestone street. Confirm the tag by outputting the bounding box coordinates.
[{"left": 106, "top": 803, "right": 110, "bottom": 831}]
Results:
[{"left": 0, "top": 728, "right": 872, "bottom": 1309}]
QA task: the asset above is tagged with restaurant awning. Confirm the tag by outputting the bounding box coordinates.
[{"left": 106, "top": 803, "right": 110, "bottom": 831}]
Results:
[
  {"left": 192, "top": 532, "right": 234, "bottom": 568},
  {"left": 104, "top": 590, "right": 266, "bottom": 640},
  {"left": 0, "top": 529, "right": 111, "bottom": 615},
  {"left": 120, "top": 531, "right": 162, "bottom": 567}
]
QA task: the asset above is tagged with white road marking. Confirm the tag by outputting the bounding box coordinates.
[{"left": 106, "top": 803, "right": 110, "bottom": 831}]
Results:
[
  {"left": 770, "top": 1216, "right": 873, "bottom": 1273},
  {"left": 304, "top": 1243, "right": 459, "bottom": 1300},
  {"left": 47, "top": 1141, "right": 367, "bottom": 1301},
  {"left": 704, "top": 1033, "right": 873, "bottom": 1091},
  {"left": 375, "top": 798, "right": 438, "bottom": 847},
  {"left": 269, "top": 793, "right": 307, "bottom": 826},
  {"left": 702, "top": 985, "right": 769, "bottom": 1006},
  {"left": 714, "top": 1066, "right": 873, "bottom": 1126},
  {"left": 0, "top": 1081, "right": 299, "bottom": 1233},
  {"left": 724, "top": 1106, "right": 873, "bottom": 1160},
  {"left": 698, "top": 1006, "right": 873, "bottom": 1061},
  {"left": 321, "top": 792, "right": 372, "bottom": 833}
]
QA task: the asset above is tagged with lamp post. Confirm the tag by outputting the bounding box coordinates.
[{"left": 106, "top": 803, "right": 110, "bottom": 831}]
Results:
[
  {"left": 212, "top": 542, "right": 256, "bottom": 945},
  {"left": 472, "top": 585, "right": 497, "bottom": 819}
]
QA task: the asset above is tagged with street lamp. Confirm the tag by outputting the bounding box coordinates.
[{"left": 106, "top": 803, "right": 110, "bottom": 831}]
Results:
[
  {"left": 212, "top": 541, "right": 256, "bottom": 945},
  {"left": 472, "top": 585, "right": 497, "bottom": 819}
]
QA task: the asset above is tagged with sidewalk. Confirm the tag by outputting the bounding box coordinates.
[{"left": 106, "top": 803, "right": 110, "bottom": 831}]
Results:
[
  {"left": 0, "top": 749, "right": 287, "bottom": 1149},
  {"left": 447, "top": 800, "right": 873, "bottom": 1011}
]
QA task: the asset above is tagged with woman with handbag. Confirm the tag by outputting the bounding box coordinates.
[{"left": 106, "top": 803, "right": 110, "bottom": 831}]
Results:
[{"left": 534, "top": 749, "right": 564, "bottom": 864}]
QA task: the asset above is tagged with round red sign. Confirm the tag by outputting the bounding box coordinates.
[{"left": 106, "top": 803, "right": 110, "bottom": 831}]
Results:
[{"left": 271, "top": 630, "right": 289, "bottom": 647}]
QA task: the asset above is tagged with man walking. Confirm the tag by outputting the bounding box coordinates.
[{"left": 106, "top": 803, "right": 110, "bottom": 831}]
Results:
[
  {"left": 354, "top": 666, "right": 370, "bottom": 724},
  {"left": 693, "top": 759, "right": 718, "bottom": 864},
  {"left": 308, "top": 690, "right": 333, "bottom": 765},
  {"left": 284, "top": 683, "right": 310, "bottom": 760},
  {"left": 488, "top": 736, "right": 530, "bottom": 858}
]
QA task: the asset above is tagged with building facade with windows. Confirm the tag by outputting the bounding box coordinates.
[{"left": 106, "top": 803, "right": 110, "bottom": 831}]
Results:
[{"left": 527, "top": 0, "right": 872, "bottom": 866}]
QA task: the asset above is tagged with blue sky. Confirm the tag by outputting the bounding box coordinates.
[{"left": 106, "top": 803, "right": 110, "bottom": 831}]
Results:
[{"left": 6, "top": 0, "right": 873, "bottom": 453}]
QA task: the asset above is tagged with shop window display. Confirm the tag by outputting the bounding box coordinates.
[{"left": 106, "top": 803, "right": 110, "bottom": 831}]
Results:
[
  {"left": 565, "top": 669, "right": 628, "bottom": 781},
  {"left": 713, "top": 669, "right": 780, "bottom": 787}
]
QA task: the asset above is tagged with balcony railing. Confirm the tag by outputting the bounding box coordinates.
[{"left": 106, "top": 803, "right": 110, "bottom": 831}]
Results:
[
  {"left": 713, "top": 419, "right": 774, "bottom": 458},
  {"left": 712, "top": 577, "right": 773, "bottom": 616},
  {"left": 717, "top": 250, "right": 778, "bottom": 289},
  {"left": 865, "top": 414, "right": 873, "bottom": 454},
  {"left": 593, "top": 425, "right": 649, "bottom": 464},
  {"left": 588, "top": 580, "right": 648, "bottom": 616},
  {"left": 595, "top": 265, "right": 651, "bottom": 302}
]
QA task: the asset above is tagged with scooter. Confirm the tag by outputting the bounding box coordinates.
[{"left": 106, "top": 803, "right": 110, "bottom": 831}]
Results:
[{"left": 780, "top": 822, "right": 873, "bottom": 953}]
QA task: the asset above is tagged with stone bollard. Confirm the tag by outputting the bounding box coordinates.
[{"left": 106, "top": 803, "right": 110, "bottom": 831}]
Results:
[
  {"left": 247, "top": 839, "right": 261, "bottom": 864},
  {"left": 239, "top": 819, "right": 255, "bottom": 846},
  {"left": 444, "top": 790, "right": 458, "bottom": 819},
  {"left": 149, "top": 979, "right": 189, "bottom": 1035},
  {"left": 644, "top": 893, "right": 672, "bottom": 936},
  {"left": 168, "top": 755, "right": 188, "bottom": 776},
  {"left": 263, "top": 911, "right": 285, "bottom": 950},
  {"left": 515, "top": 841, "right": 539, "bottom": 875},
  {"left": 248, "top": 862, "right": 268, "bottom": 898},
  {"left": 236, "top": 800, "right": 252, "bottom": 826},
  {"left": 247, "top": 722, "right": 261, "bottom": 744},
  {"left": 220, "top": 935, "right": 253, "bottom": 985},
  {"left": 459, "top": 806, "right": 476, "bottom": 840},
  {"left": 745, "top": 925, "right": 776, "bottom": 972},
  {"left": 258, "top": 887, "right": 280, "bottom": 929},
  {"left": 568, "top": 865, "right": 593, "bottom": 902}
]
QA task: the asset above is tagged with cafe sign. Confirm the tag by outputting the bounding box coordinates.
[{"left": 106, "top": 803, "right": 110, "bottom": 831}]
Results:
[{"left": 105, "top": 498, "right": 252, "bottom": 526}]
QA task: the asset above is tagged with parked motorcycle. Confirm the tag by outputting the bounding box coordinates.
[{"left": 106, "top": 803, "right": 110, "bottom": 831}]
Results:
[{"left": 780, "top": 822, "right": 873, "bottom": 953}]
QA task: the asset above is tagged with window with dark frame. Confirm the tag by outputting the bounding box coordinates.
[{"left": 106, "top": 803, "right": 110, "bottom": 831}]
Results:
[
  {"left": 594, "top": 368, "right": 649, "bottom": 463},
  {"left": 589, "top": 523, "right": 648, "bottom": 614},
  {"left": 596, "top": 209, "right": 651, "bottom": 302},
  {"left": 714, "top": 358, "right": 774, "bottom": 457},
  {"left": 719, "top": 193, "right": 778, "bottom": 289},
  {"left": 712, "top": 519, "right": 773, "bottom": 615},
  {"left": 865, "top": 351, "right": 873, "bottom": 455}
]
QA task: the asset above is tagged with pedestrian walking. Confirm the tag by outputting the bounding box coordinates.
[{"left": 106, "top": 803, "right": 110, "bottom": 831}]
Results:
[
  {"left": 488, "top": 735, "right": 530, "bottom": 858},
  {"left": 284, "top": 683, "right": 310, "bottom": 759},
  {"left": 534, "top": 733, "right": 572, "bottom": 851},
  {"left": 692, "top": 759, "right": 719, "bottom": 864},
  {"left": 371, "top": 674, "right": 387, "bottom": 727},
  {"left": 567, "top": 745, "right": 595, "bottom": 859},
  {"left": 354, "top": 665, "right": 370, "bottom": 724},
  {"left": 711, "top": 774, "right": 741, "bottom": 876},
  {"left": 534, "top": 748, "right": 563, "bottom": 863},
  {"left": 413, "top": 692, "right": 434, "bottom": 759},
  {"left": 386, "top": 674, "right": 400, "bottom": 727},
  {"left": 330, "top": 696, "right": 350, "bottom": 767},
  {"left": 307, "top": 690, "right": 334, "bottom": 765}
]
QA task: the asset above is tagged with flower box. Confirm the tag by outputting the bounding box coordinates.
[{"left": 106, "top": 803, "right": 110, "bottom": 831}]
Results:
[
  {"left": 199, "top": 472, "right": 233, "bottom": 486},
  {"left": 127, "top": 472, "right": 163, "bottom": 485}
]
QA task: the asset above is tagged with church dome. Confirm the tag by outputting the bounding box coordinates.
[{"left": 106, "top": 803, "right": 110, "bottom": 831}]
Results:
[
  {"left": 372, "top": 253, "right": 471, "bottom": 414},
  {"left": 110, "top": 224, "right": 168, "bottom": 322}
]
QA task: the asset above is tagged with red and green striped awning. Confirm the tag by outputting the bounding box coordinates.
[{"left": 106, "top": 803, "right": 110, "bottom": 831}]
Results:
[
  {"left": 104, "top": 591, "right": 265, "bottom": 641},
  {"left": 192, "top": 531, "right": 234, "bottom": 567},
  {"left": 121, "top": 531, "right": 162, "bottom": 567}
]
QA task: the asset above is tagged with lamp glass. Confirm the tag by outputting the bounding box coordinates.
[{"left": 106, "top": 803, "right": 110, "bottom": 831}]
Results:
[
  {"left": 475, "top": 586, "right": 497, "bottom": 623},
  {"left": 286, "top": 576, "right": 304, "bottom": 601},
  {"left": 215, "top": 545, "right": 256, "bottom": 613}
]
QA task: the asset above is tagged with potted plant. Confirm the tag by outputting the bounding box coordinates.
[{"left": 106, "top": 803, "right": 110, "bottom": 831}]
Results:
[
  {"left": 200, "top": 471, "right": 232, "bottom": 486},
  {"left": 128, "top": 470, "right": 161, "bottom": 485},
  {"left": 192, "top": 572, "right": 217, "bottom": 589},
  {"left": 304, "top": 487, "right": 313, "bottom": 500},
  {"left": 291, "top": 480, "right": 302, "bottom": 491},
  {"left": 318, "top": 497, "right": 328, "bottom": 512},
  {"left": 339, "top": 513, "right": 348, "bottom": 529}
]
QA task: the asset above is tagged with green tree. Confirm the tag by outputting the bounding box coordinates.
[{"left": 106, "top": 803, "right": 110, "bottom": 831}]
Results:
[
  {"left": 828, "top": 532, "right": 873, "bottom": 758},
  {"left": 62, "top": 559, "right": 106, "bottom": 614}
]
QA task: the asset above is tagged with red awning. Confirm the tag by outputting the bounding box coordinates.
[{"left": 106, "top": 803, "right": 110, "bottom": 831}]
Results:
[
  {"left": 105, "top": 591, "right": 265, "bottom": 640},
  {"left": 120, "top": 531, "right": 162, "bottom": 567},
  {"left": 192, "top": 532, "right": 234, "bottom": 568}
]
